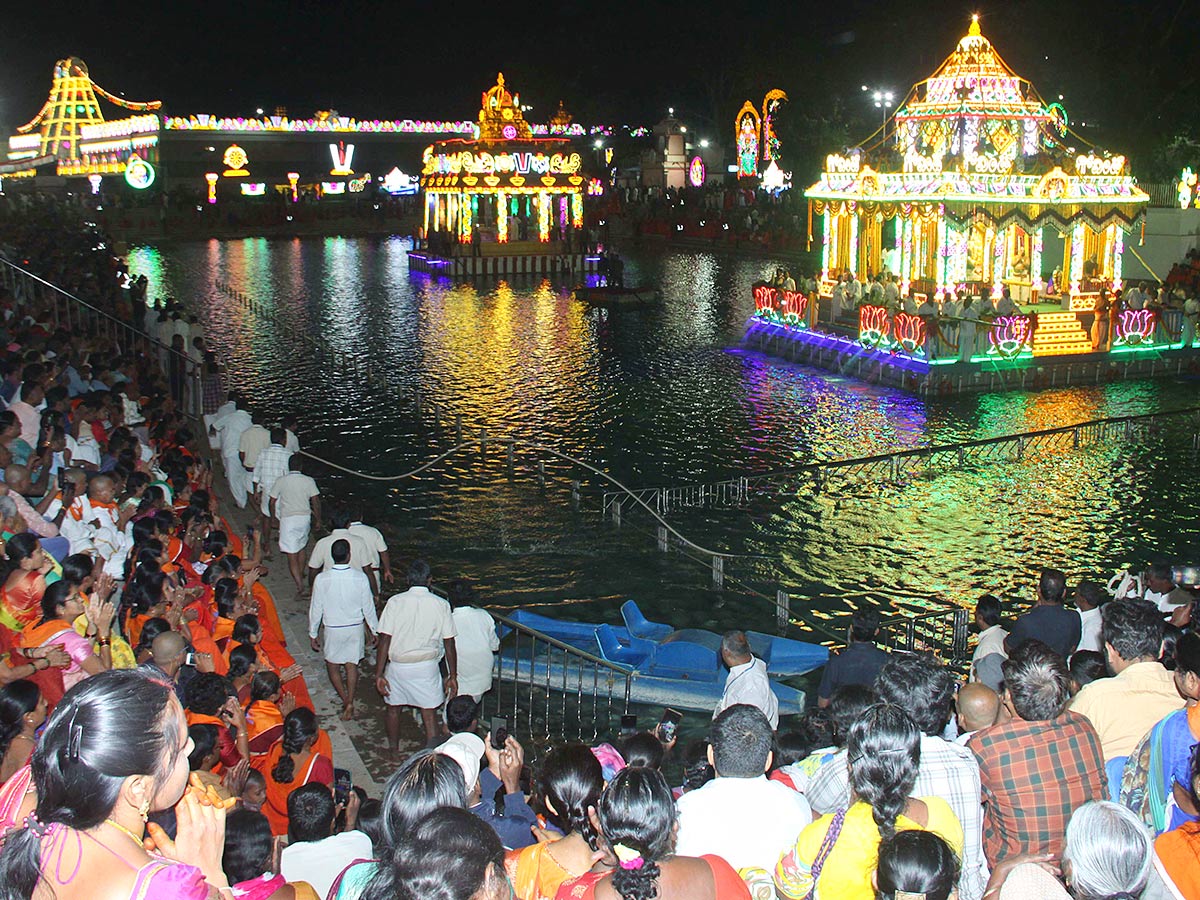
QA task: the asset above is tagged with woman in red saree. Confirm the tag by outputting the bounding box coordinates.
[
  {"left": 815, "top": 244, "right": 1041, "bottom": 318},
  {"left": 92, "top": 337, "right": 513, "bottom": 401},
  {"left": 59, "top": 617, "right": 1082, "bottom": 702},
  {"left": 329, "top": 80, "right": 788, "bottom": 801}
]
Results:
[{"left": 252, "top": 708, "right": 332, "bottom": 836}]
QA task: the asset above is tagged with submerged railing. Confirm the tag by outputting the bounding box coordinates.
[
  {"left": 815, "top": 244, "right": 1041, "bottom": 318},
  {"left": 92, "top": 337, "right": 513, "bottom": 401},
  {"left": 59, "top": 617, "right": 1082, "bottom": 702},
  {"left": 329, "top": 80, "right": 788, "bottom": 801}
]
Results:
[
  {"left": 877, "top": 607, "right": 974, "bottom": 666},
  {"left": 603, "top": 405, "right": 1200, "bottom": 515},
  {"left": 482, "top": 610, "right": 632, "bottom": 748}
]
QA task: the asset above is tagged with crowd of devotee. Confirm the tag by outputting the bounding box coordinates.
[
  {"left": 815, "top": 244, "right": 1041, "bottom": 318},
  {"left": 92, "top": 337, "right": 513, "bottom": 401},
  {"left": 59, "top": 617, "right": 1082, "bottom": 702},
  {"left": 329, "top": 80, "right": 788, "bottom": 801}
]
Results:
[{"left": 0, "top": 199, "right": 1195, "bottom": 900}]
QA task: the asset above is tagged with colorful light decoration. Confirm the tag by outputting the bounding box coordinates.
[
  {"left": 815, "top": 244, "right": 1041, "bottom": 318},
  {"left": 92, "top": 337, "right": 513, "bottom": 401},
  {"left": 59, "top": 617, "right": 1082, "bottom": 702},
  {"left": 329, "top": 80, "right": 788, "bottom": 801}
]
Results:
[
  {"left": 571, "top": 191, "right": 583, "bottom": 229},
  {"left": 496, "top": 190, "right": 508, "bottom": 242},
  {"left": 1069, "top": 221, "right": 1086, "bottom": 295},
  {"left": 329, "top": 141, "right": 355, "bottom": 176},
  {"left": 222, "top": 144, "right": 249, "bottom": 177},
  {"left": 586, "top": 178, "right": 604, "bottom": 196},
  {"left": 424, "top": 149, "right": 582, "bottom": 178},
  {"left": 287, "top": 171, "right": 299, "bottom": 201},
  {"left": 239, "top": 182, "right": 266, "bottom": 196},
  {"left": 988, "top": 315, "right": 1034, "bottom": 358},
  {"left": 688, "top": 155, "right": 706, "bottom": 188},
  {"left": 205, "top": 172, "right": 218, "bottom": 203},
  {"left": 753, "top": 284, "right": 809, "bottom": 328},
  {"left": 761, "top": 89, "right": 787, "bottom": 163},
  {"left": 1030, "top": 227, "right": 1044, "bottom": 292},
  {"left": 1114, "top": 308, "right": 1156, "bottom": 347},
  {"left": 348, "top": 172, "right": 371, "bottom": 193},
  {"left": 87, "top": 174, "right": 102, "bottom": 194},
  {"left": 1112, "top": 226, "right": 1125, "bottom": 291},
  {"left": 1179, "top": 168, "right": 1198, "bottom": 209},
  {"left": 123, "top": 153, "right": 154, "bottom": 189},
  {"left": 760, "top": 160, "right": 791, "bottom": 193},
  {"left": 734, "top": 101, "right": 760, "bottom": 179},
  {"left": 321, "top": 181, "right": 346, "bottom": 194},
  {"left": 382, "top": 166, "right": 418, "bottom": 195},
  {"left": 859, "top": 305, "right": 892, "bottom": 349}
]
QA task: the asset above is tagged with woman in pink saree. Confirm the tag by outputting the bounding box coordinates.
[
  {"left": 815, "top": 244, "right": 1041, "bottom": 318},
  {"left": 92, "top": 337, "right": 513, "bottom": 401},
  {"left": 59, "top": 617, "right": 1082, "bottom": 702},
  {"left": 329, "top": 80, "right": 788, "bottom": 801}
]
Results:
[{"left": 0, "top": 669, "right": 233, "bottom": 900}]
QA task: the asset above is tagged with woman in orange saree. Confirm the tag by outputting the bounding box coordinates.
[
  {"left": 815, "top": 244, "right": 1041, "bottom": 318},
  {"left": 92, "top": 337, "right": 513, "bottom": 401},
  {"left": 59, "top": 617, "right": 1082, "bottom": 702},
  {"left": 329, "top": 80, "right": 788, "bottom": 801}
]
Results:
[
  {"left": 0, "top": 536, "right": 51, "bottom": 636},
  {"left": 252, "top": 708, "right": 333, "bottom": 836}
]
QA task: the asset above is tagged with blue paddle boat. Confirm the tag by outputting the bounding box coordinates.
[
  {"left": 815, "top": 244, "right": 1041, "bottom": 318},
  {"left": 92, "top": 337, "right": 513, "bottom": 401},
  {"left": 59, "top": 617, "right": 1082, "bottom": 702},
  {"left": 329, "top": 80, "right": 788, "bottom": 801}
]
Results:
[{"left": 496, "top": 601, "right": 828, "bottom": 714}]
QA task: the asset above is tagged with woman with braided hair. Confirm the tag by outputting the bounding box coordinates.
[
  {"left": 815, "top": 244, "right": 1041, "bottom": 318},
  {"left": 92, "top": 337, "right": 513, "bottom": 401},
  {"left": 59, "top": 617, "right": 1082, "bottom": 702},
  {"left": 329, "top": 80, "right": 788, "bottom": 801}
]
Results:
[
  {"left": 556, "top": 766, "right": 750, "bottom": 900},
  {"left": 775, "top": 704, "right": 963, "bottom": 900},
  {"left": 252, "top": 707, "right": 331, "bottom": 836},
  {"left": 506, "top": 743, "right": 605, "bottom": 900}
]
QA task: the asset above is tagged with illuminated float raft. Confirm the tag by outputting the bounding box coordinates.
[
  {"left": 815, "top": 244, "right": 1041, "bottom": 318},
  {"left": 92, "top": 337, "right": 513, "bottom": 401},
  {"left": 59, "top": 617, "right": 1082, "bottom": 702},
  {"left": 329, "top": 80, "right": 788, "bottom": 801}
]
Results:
[
  {"left": 410, "top": 74, "right": 598, "bottom": 278},
  {"left": 745, "top": 17, "right": 1200, "bottom": 394}
]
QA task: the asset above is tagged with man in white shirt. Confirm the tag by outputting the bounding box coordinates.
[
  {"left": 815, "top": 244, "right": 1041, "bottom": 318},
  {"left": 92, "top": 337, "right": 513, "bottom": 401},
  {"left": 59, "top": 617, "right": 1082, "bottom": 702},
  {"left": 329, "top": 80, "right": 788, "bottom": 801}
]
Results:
[
  {"left": 447, "top": 579, "right": 500, "bottom": 700},
  {"left": 279, "top": 784, "right": 372, "bottom": 900},
  {"left": 252, "top": 427, "right": 292, "bottom": 550},
  {"left": 211, "top": 397, "right": 253, "bottom": 507},
  {"left": 884, "top": 274, "right": 901, "bottom": 311},
  {"left": 970, "top": 595, "right": 1008, "bottom": 692},
  {"left": 713, "top": 631, "right": 778, "bottom": 729},
  {"left": 375, "top": 559, "right": 458, "bottom": 753},
  {"left": 1142, "top": 563, "right": 1192, "bottom": 616},
  {"left": 1125, "top": 283, "right": 1145, "bottom": 310},
  {"left": 310, "top": 539, "right": 378, "bottom": 720},
  {"left": 348, "top": 509, "right": 392, "bottom": 590},
  {"left": 309, "top": 508, "right": 376, "bottom": 595},
  {"left": 1073, "top": 580, "right": 1105, "bottom": 654},
  {"left": 676, "top": 704, "right": 810, "bottom": 878},
  {"left": 269, "top": 456, "right": 321, "bottom": 594}
]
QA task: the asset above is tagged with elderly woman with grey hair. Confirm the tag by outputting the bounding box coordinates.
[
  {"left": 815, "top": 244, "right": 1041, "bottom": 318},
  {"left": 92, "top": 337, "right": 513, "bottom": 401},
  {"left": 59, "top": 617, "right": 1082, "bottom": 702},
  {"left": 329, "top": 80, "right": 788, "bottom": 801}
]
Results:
[{"left": 986, "top": 800, "right": 1169, "bottom": 899}]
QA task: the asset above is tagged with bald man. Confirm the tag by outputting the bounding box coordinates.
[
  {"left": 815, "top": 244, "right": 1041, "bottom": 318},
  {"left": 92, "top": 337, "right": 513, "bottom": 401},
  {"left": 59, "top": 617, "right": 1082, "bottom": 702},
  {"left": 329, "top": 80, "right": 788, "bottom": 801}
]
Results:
[
  {"left": 956, "top": 682, "right": 1001, "bottom": 744},
  {"left": 151, "top": 631, "right": 188, "bottom": 682}
]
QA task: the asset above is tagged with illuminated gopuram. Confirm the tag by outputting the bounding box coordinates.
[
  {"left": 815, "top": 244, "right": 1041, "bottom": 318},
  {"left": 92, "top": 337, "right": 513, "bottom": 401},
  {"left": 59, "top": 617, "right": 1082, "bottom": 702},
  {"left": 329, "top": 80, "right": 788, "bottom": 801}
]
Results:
[{"left": 806, "top": 17, "right": 1148, "bottom": 331}]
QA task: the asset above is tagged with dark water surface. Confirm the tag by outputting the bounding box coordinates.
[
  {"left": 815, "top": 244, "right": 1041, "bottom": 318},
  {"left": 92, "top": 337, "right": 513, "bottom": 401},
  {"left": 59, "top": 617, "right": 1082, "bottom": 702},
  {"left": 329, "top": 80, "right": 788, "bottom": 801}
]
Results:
[{"left": 127, "top": 236, "right": 1200, "bottom": 641}]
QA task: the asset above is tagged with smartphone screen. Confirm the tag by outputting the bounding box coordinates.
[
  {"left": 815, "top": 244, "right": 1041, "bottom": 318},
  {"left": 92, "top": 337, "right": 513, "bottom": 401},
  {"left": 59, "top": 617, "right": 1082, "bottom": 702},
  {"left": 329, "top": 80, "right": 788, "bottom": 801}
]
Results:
[
  {"left": 184, "top": 652, "right": 196, "bottom": 667},
  {"left": 333, "top": 767, "right": 352, "bottom": 806},
  {"left": 657, "top": 708, "right": 682, "bottom": 743},
  {"left": 490, "top": 717, "right": 508, "bottom": 750}
]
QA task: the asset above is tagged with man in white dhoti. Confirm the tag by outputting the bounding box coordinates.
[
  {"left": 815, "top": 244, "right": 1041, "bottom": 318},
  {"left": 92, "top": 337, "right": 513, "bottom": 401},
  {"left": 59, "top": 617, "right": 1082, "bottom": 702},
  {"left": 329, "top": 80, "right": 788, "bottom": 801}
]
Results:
[
  {"left": 309, "top": 540, "right": 378, "bottom": 721},
  {"left": 211, "top": 395, "right": 253, "bottom": 508},
  {"left": 375, "top": 558, "right": 457, "bottom": 756}
]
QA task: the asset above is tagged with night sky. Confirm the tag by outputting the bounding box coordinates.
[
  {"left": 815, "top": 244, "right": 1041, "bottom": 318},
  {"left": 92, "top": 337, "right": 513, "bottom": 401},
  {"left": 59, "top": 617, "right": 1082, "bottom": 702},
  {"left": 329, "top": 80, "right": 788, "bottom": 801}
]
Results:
[{"left": 2, "top": 0, "right": 1197, "bottom": 178}]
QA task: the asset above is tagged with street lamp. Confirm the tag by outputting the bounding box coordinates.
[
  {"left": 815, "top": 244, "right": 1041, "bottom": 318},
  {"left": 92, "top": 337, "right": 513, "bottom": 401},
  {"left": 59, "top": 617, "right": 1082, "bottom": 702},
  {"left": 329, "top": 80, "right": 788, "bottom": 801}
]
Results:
[
  {"left": 862, "top": 86, "right": 895, "bottom": 129},
  {"left": 700, "top": 139, "right": 709, "bottom": 148}
]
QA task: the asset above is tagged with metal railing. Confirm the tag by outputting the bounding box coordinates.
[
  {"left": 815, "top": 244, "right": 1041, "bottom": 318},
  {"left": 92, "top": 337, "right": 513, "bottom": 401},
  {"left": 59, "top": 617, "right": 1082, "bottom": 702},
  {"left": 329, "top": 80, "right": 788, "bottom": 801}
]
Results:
[
  {"left": 878, "top": 607, "right": 973, "bottom": 666},
  {"left": 601, "top": 405, "right": 1200, "bottom": 515},
  {"left": 482, "top": 610, "right": 632, "bottom": 749},
  {"left": 0, "top": 258, "right": 203, "bottom": 418}
]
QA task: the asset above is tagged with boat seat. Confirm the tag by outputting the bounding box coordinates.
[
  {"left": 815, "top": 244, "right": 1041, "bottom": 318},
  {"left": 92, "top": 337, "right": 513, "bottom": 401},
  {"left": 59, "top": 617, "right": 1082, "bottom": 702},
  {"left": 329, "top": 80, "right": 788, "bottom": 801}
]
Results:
[
  {"left": 620, "top": 601, "right": 673, "bottom": 641},
  {"left": 596, "top": 624, "right": 654, "bottom": 667}
]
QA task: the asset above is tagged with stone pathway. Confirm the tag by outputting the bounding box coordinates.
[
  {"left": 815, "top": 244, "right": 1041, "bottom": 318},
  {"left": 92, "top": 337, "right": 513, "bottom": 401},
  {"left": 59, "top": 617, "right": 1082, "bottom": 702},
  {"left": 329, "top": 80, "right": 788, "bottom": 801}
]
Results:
[{"left": 212, "top": 461, "right": 429, "bottom": 795}]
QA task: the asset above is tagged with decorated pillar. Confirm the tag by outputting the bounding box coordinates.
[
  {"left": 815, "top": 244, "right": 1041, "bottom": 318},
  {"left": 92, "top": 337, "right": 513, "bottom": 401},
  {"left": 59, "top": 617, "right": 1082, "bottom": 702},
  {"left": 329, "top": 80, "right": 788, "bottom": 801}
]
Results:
[
  {"left": 1069, "top": 221, "right": 1086, "bottom": 295},
  {"left": 991, "top": 224, "right": 1005, "bottom": 298},
  {"left": 497, "top": 191, "right": 508, "bottom": 243},
  {"left": 571, "top": 192, "right": 583, "bottom": 229},
  {"left": 848, "top": 212, "right": 860, "bottom": 279},
  {"left": 1031, "top": 227, "right": 1044, "bottom": 293},
  {"left": 821, "top": 210, "right": 833, "bottom": 282},
  {"left": 460, "top": 191, "right": 473, "bottom": 243},
  {"left": 900, "top": 215, "right": 914, "bottom": 297},
  {"left": 1112, "top": 225, "right": 1125, "bottom": 291},
  {"left": 537, "top": 192, "right": 551, "bottom": 242}
]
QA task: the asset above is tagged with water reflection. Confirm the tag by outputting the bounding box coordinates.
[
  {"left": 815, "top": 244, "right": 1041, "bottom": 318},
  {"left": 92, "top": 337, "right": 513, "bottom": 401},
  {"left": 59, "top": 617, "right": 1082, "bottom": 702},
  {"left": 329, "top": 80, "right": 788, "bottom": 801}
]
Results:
[{"left": 129, "top": 236, "right": 1200, "bottom": 635}]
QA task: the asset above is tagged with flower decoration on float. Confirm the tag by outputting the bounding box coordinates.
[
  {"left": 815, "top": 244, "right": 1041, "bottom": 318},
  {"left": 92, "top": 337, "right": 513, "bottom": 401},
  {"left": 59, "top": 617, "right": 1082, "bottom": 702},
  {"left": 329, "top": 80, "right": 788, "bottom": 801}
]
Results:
[
  {"left": 988, "top": 315, "right": 1034, "bottom": 358},
  {"left": 1114, "top": 308, "right": 1156, "bottom": 347},
  {"left": 859, "top": 305, "right": 892, "bottom": 350}
]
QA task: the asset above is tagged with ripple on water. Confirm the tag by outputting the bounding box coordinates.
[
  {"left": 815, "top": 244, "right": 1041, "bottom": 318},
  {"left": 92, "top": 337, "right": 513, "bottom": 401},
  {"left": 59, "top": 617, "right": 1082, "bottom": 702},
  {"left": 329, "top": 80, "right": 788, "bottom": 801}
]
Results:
[{"left": 128, "top": 238, "right": 1200, "bottom": 636}]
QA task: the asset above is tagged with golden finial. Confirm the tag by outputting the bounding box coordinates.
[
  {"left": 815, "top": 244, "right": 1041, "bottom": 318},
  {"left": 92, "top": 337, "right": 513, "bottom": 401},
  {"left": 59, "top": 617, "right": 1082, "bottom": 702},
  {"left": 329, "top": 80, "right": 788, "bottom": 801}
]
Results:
[
  {"left": 497, "top": 72, "right": 505, "bottom": 88},
  {"left": 968, "top": 14, "right": 981, "bottom": 36}
]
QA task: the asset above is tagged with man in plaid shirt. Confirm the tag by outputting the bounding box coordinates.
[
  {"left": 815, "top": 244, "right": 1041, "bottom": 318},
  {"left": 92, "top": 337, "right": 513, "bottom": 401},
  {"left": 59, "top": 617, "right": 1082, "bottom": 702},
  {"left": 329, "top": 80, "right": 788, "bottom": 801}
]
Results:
[{"left": 969, "top": 641, "right": 1106, "bottom": 865}]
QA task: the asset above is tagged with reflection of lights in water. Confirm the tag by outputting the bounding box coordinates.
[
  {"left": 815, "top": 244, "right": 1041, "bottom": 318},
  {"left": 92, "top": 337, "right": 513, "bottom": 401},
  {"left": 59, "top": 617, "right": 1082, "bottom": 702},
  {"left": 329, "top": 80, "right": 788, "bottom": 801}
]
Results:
[{"left": 127, "top": 238, "right": 1200, "bottom": 634}]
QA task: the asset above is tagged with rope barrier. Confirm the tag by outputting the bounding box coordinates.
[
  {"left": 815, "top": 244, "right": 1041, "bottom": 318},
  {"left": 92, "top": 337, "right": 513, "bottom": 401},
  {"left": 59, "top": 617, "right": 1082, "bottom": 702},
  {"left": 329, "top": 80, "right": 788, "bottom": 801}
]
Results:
[{"left": 298, "top": 437, "right": 741, "bottom": 561}]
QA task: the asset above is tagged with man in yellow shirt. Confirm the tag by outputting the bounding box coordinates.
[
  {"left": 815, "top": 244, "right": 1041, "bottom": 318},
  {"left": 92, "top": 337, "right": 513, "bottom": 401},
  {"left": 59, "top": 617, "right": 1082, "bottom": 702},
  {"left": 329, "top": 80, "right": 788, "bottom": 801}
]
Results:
[{"left": 1069, "top": 598, "right": 1183, "bottom": 796}]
